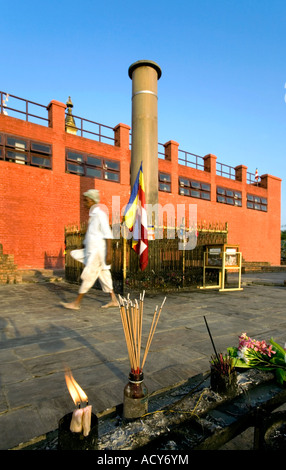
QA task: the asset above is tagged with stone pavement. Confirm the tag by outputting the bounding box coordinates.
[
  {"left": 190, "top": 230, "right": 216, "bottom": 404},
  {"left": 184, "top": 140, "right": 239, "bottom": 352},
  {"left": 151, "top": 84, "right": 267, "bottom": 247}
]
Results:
[{"left": 0, "top": 271, "right": 285, "bottom": 450}]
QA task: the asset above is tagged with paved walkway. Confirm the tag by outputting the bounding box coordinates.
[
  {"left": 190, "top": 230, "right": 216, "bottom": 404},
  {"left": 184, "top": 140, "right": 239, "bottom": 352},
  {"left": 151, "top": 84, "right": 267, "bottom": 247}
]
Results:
[{"left": 0, "top": 271, "right": 285, "bottom": 449}]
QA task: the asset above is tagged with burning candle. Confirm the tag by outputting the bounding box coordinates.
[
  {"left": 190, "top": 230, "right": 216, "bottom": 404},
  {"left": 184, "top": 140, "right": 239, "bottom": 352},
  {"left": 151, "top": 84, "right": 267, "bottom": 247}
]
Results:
[{"left": 65, "top": 368, "right": 92, "bottom": 436}]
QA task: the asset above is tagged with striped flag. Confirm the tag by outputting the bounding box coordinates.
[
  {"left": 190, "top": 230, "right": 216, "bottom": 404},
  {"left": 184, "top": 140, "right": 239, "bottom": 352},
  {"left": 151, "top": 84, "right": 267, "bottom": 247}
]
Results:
[{"left": 124, "top": 162, "right": 148, "bottom": 271}]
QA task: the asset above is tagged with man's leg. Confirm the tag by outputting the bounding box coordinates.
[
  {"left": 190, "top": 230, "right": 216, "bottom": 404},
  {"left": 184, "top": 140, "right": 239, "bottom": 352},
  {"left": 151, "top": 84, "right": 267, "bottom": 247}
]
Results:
[
  {"left": 102, "top": 290, "right": 118, "bottom": 308},
  {"left": 99, "top": 270, "right": 118, "bottom": 308},
  {"left": 61, "top": 259, "right": 100, "bottom": 310},
  {"left": 61, "top": 293, "right": 85, "bottom": 310}
]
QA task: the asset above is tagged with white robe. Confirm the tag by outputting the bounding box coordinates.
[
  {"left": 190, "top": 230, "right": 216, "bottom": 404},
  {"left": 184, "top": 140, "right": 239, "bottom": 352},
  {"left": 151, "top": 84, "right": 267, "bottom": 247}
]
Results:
[{"left": 71, "top": 205, "right": 114, "bottom": 294}]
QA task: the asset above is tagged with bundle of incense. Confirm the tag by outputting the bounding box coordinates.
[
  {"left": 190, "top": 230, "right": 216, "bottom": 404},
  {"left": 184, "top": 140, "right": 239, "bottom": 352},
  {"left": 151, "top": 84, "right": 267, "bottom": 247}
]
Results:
[{"left": 118, "top": 292, "right": 166, "bottom": 373}]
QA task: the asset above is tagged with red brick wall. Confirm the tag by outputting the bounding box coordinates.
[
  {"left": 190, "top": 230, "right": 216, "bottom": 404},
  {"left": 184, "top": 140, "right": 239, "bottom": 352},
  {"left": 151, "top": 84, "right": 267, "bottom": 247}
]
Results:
[
  {"left": 0, "top": 100, "right": 281, "bottom": 269},
  {"left": 0, "top": 102, "right": 131, "bottom": 269},
  {"left": 158, "top": 145, "right": 281, "bottom": 265}
]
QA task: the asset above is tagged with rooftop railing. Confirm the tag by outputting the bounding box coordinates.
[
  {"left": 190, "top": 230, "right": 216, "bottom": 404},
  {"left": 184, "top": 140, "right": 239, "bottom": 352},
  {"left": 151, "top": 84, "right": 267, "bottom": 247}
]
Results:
[
  {"left": 0, "top": 91, "right": 115, "bottom": 144},
  {"left": 216, "top": 161, "right": 236, "bottom": 180},
  {"left": 67, "top": 113, "right": 115, "bottom": 144},
  {"left": 247, "top": 171, "right": 259, "bottom": 185},
  {"left": 178, "top": 148, "right": 205, "bottom": 170},
  {"left": 158, "top": 142, "right": 165, "bottom": 159},
  {"left": 1, "top": 91, "right": 264, "bottom": 184},
  {"left": 0, "top": 91, "right": 49, "bottom": 125}
]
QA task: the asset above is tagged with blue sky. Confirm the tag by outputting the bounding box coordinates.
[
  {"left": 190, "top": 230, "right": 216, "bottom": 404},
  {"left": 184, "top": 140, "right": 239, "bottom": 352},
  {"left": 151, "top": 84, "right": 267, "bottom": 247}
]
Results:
[{"left": 2, "top": 0, "right": 285, "bottom": 226}]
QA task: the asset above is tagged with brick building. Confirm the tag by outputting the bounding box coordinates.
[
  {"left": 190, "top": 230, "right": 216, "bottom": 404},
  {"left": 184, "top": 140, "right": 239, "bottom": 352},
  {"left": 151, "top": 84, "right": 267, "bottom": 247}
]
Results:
[{"left": 0, "top": 92, "right": 281, "bottom": 272}]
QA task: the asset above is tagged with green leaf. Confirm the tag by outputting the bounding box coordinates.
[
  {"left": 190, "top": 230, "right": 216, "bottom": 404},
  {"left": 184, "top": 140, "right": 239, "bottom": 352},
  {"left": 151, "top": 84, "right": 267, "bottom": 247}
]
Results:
[
  {"left": 270, "top": 356, "right": 286, "bottom": 367},
  {"left": 275, "top": 368, "right": 286, "bottom": 385},
  {"left": 235, "top": 359, "right": 251, "bottom": 368},
  {"left": 270, "top": 338, "right": 286, "bottom": 358},
  {"left": 227, "top": 347, "right": 238, "bottom": 357},
  {"left": 255, "top": 365, "right": 275, "bottom": 371},
  {"left": 227, "top": 347, "right": 250, "bottom": 368}
]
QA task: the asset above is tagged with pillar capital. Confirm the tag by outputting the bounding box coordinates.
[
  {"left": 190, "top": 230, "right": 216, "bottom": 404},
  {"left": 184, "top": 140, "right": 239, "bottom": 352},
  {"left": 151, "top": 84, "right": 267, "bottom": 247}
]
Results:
[
  {"left": 164, "top": 140, "right": 179, "bottom": 162},
  {"left": 113, "top": 123, "right": 131, "bottom": 149},
  {"left": 128, "top": 60, "right": 162, "bottom": 80},
  {"left": 203, "top": 154, "right": 217, "bottom": 173},
  {"left": 235, "top": 164, "right": 247, "bottom": 183},
  {"left": 47, "top": 100, "right": 66, "bottom": 130}
]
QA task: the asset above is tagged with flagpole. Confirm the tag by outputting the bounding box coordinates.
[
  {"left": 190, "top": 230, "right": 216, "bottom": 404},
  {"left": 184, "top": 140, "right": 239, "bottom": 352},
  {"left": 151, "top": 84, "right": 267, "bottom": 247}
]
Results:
[
  {"left": 123, "top": 225, "right": 127, "bottom": 294},
  {"left": 123, "top": 162, "right": 148, "bottom": 272}
]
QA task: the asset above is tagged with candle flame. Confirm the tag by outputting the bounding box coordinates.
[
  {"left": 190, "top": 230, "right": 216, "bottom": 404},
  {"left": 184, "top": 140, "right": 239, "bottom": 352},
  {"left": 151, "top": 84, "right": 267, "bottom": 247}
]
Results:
[{"left": 65, "top": 368, "right": 88, "bottom": 406}]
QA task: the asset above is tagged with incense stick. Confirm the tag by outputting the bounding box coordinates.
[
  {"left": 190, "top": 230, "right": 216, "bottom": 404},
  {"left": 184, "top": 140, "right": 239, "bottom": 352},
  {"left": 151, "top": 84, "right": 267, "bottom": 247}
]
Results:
[
  {"left": 119, "top": 293, "right": 166, "bottom": 373},
  {"left": 141, "top": 297, "right": 166, "bottom": 369},
  {"left": 203, "top": 315, "right": 219, "bottom": 361}
]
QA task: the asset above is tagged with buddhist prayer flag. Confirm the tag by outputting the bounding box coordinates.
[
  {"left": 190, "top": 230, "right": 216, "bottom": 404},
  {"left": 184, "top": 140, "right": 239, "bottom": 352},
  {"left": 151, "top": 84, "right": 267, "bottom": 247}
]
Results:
[{"left": 124, "top": 162, "right": 148, "bottom": 271}]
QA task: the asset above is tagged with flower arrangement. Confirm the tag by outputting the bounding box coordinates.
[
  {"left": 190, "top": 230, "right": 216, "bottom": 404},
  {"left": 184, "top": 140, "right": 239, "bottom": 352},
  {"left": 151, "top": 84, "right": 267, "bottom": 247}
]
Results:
[{"left": 228, "top": 333, "right": 286, "bottom": 385}]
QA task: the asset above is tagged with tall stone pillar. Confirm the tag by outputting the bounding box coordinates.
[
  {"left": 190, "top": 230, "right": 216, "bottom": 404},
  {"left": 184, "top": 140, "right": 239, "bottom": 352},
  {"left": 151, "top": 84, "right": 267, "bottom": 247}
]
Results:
[{"left": 128, "top": 60, "right": 162, "bottom": 206}]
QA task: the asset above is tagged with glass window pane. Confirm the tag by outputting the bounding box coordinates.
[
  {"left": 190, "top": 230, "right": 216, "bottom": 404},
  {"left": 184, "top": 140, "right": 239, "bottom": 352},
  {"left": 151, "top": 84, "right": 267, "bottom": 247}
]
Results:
[
  {"left": 67, "top": 162, "right": 84, "bottom": 175},
  {"left": 234, "top": 191, "right": 242, "bottom": 199},
  {"left": 104, "top": 171, "right": 119, "bottom": 181},
  {"left": 179, "top": 177, "right": 190, "bottom": 187},
  {"left": 86, "top": 167, "right": 102, "bottom": 178},
  {"left": 201, "top": 183, "right": 210, "bottom": 191},
  {"left": 261, "top": 205, "right": 267, "bottom": 212},
  {"left": 254, "top": 203, "right": 260, "bottom": 210},
  {"left": 31, "top": 156, "right": 51, "bottom": 168},
  {"left": 247, "top": 194, "right": 254, "bottom": 201},
  {"left": 191, "top": 189, "right": 200, "bottom": 198},
  {"left": 226, "top": 197, "right": 234, "bottom": 205},
  {"left": 247, "top": 202, "right": 254, "bottom": 209},
  {"left": 191, "top": 181, "right": 201, "bottom": 189},
  {"left": 261, "top": 198, "right": 267, "bottom": 205},
  {"left": 179, "top": 187, "right": 190, "bottom": 196},
  {"left": 31, "top": 142, "right": 51, "bottom": 154},
  {"left": 254, "top": 196, "right": 260, "bottom": 203},
  {"left": 226, "top": 190, "right": 234, "bottom": 197},
  {"left": 67, "top": 151, "right": 84, "bottom": 163},
  {"left": 6, "top": 150, "right": 28, "bottom": 161},
  {"left": 201, "top": 192, "right": 211, "bottom": 200},
  {"left": 104, "top": 159, "right": 119, "bottom": 171},
  {"left": 217, "top": 187, "right": 225, "bottom": 195},
  {"left": 87, "top": 156, "right": 102, "bottom": 167},
  {"left": 159, "top": 172, "right": 171, "bottom": 182},
  {"left": 6, "top": 137, "right": 27, "bottom": 150},
  {"left": 217, "top": 195, "right": 226, "bottom": 203},
  {"left": 159, "top": 182, "right": 170, "bottom": 191},
  {"left": 234, "top": 199, "right": 242, "bottom": 206}
]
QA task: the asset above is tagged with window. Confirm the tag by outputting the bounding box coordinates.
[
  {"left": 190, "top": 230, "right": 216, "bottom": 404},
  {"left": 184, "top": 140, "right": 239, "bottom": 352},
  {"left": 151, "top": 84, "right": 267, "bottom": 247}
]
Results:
[
  {"left": 0, "top": 133, "right": 52, "bottom": 169},
  {"left": 30, "top": 141, "right": 52, "bottom": 168},
  {"left": 247, "top": 194, "right": 267, "bottom": 211},
  {"left": 216, "top": 187, "right": 242, "bottom": 206},
  {"left": 159, "top": 172, "right": 171, "bottom": 192},
  {"left": 179, "top": 177, "right": 210, "bottom": 200},
  {"left": 66, "top": 150, "right": 120, "bottom": 182}
]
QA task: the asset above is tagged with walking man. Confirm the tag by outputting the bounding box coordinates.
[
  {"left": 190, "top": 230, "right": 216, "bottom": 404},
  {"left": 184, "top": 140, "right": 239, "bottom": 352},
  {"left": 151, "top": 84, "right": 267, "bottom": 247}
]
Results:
[{"left": 62, "top": 189, "right": 118, "bottom": 310}]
